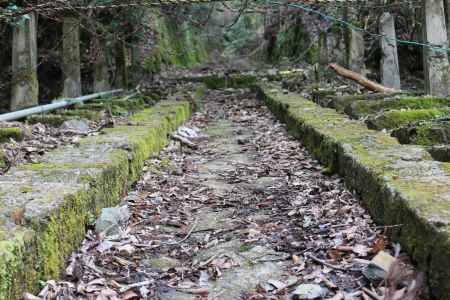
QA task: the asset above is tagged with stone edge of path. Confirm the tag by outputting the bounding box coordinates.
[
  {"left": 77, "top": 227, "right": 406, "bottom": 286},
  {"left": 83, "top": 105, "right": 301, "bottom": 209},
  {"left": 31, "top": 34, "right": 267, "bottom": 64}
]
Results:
[
  {"left": 0, "top": 100, "right": 192, "bottom": 299},
  {"left": 253, "top": 83, "right": 450, "bottom": 299}
]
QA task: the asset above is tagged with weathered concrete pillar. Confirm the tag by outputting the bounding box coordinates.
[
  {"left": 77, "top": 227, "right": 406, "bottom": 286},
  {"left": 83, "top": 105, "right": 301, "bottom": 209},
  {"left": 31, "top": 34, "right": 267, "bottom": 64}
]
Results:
[
  {"left": 423, "top": 0, "right": 449, "bottom": 96},
  {"left": 347, "top": 29, "right": 365, "bottom": 73},
  {"left": 62, "top": 17, "right": 82, "bottom": 98},
  {"left": 130, "top": 44, "right": 144, "bottom": 85},
  {"left": 445, "top": 0, "right": 450, "bottom": 47},
  {"left": 115, "top": 40, "right": 128, "bottom": 89},
  {"left": 93, "top": 38, "right": 111, "bottom": 92},
  {"left": 11, "top": 13, "right": 39, "bottom": 110},
  {"left": 379, "top": 12, "right": 401, "bottom": 89},
  {"left": 318, "top": 31, "right": 328, "bottom": 65}
]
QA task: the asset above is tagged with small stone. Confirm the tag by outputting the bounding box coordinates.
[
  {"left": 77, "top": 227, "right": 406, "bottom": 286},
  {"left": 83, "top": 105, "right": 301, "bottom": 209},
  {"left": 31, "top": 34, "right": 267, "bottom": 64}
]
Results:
[
  {"left": 237, "top": 137, "right": 249, "bottom": 145},
  {"left": 146, "top": 256, "right": 180, "bottom": 271},
  {"left": 95, "top": 205, "right": 130, "bottom": 236},
  {"left": 362, "top": 250, "right": 396, "bottom": 282},
  {"left": 291, "top": 284, "right": 327, "bottom": 299},
  {"left": 267, "top": 69, "right": 278, "bottom": 76},
  {"left": 117, "top": 244, "right": 135, "bottom": 256},
  {"left": 60, "top": 119, "right": 90, "bottom": 134}
]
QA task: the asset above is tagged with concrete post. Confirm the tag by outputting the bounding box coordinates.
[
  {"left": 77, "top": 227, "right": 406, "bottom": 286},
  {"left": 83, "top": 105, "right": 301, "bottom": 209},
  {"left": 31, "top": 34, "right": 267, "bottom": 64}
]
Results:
[
  {"left": 347, "top": 29, "right": 365, "bottom": 73},
  {"left": 93, "top": 38, "right": 111, "bottom": 92},
  {"left": 130, "top": 44, "right": 144, "bottom": 85},
  {"left": 446, "top": 0, "right": 450, "bottom": 48},
  {"left": 423, "top": 0, "right": 449, "bottom": 96},
  {"left": 318, "top": 31, "right": 328, "bottom": 65},
  {"left": 62, "top": 17, "right": 82, "bottom": 98},
  {"left": 11, "top": 13, "right": 39, "bottom": 110},
  {"left": 379, "top": 12, "right": 401, "bottom": 89},
  {"left": 115, "top": 40, "right": 128, "bottom": 89}
]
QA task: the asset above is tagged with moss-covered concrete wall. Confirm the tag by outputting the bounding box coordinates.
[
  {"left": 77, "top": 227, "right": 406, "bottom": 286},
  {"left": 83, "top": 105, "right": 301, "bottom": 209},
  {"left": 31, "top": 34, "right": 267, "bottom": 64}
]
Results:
[
  {"left": 0, "top": 100, "right": 191, "bottom": 299},
  {"left": 255, "top": 83, "right": 450, "bottom": 299},
  {"left": 143, "top": 9, "right": 208, "bottom": 74}
]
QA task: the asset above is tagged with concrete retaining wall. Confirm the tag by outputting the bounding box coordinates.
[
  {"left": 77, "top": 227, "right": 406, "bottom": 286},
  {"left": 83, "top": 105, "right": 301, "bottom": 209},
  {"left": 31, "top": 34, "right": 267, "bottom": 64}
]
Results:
[
  {"left": 0, "top": 100, "right": 191, "bottom": 299},
  {"left": 255, "top": 84, "right": 450, "bottom": 299}
]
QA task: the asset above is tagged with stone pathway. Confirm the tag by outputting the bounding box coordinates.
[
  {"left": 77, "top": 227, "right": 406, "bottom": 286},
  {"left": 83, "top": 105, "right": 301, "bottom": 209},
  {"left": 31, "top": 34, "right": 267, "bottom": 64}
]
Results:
[{"left": 28, "top": 88, "right": 425, "bottom": 300}]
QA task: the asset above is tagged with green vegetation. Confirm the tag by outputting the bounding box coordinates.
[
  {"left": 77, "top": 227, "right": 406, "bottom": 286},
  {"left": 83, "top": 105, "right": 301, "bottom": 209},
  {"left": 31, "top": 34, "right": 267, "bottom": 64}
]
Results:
[
  {"left": 267, "top": 17, "right": 318, "bottom": 64},
  {"left": 74, "top": 97, "right": 148, "bottom": 116},
  {"left": 143, "top": 10, "right": 208, "bottom": 73},
  {"left": 0, "top": 150, "right": 5, "bottom": 169},
  {"left": 27, "top": 109, "right": 102, "bottom": 127},
  {"left": 58, "top": 109, "right": 102, "bottom": 121},
  {"left": 392, "top": 121, "right": 450, "bottom": 146},
  {"left": 0, "top": 128, "right": 23, "bottom": 143},
  {"left": 27, "top": 115, "right": 69, "bottom": 127},
  {"left": 366, "top": 108, "right": 450, "bottom": 130},
  {"left": 346, "top": 96, "right": 450, "bottom": 118}
]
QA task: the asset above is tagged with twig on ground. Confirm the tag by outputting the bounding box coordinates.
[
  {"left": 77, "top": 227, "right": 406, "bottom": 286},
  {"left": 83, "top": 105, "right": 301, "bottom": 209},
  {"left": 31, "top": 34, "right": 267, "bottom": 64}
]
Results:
[
  {"left": 162, "top": 217, "right": 199, "bottom": 245},
  {"left": 306, "top": 253, "right": 345, "bottom": 271}
]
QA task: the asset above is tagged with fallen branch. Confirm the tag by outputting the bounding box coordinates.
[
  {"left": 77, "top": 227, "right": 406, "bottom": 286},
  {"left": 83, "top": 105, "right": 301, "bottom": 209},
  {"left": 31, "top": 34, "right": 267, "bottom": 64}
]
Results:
[
  {"left": 119, "top": 280, "right": 153, "bottom": 293},
  {"left": 175, "top": 287, "right": 209, "bottom": 295},
  {"left": 328, "top": 63, "right": 401, "bottom": 94}
]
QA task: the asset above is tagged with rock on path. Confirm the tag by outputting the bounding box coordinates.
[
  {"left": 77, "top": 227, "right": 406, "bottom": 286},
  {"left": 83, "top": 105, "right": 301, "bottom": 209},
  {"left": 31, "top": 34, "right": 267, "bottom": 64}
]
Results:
[{"left": 29, "top": 88, "right": 425, "bottom": 299}]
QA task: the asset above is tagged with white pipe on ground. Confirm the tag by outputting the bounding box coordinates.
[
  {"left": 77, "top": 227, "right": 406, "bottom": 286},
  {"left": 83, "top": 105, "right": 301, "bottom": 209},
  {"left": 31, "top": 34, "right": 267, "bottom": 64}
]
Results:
[{"left": 0, "top": 89, "right": 123, "bottom": 122}]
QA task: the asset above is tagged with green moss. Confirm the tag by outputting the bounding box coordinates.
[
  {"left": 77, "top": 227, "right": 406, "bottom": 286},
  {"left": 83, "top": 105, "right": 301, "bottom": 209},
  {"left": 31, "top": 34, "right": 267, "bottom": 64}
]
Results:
[
  {"left": 19, "top": 187, "right": 33, "bottom": 193},
  {"left": 442, "top": 162, "right": 450, "bottom": 172},
  {"left": 307, "top": 44, "right": 319, "bottom": 64},
  {"left": 0, "top": 150, "right": 5, "bottom": 169},
  {"left": 392, "top": 121, "right": 450, "bottom": 146},
  {"left": 366, "top": 108, "right": 450, "bottom": 130},
  {"left": 0, "top": 128, "right": 23, "bottom": 143},
  {"left": 143, "top": 48, "right": 162, "bottom": 73},
  {"left": 73, "top": 102, "right": 106, "bottom": 111},
  {"left": 414, "top": 123, "right": 450, "bottom": 146},
  {"left": 267, "top": 17, "right": 311, "bottom": 63},
  {"left": 347, "top": 96, "right": 450, "bottom": 118},
  {"left": 145, "top": 9, "right": 207, "bottom": 73},
  {"left": 18, "top": 162, "right": 108, "bottom": 172},
  {"left": 0, "top": 229, "right": 36, "bottom": 299},
  {"left": 58, "top": 109, "right": 102, "bottom": 121},
  {"left": 27, "top": 114, "right": 70, "bottom": 127},
  {"left": 74, "top": 98, "right": 147, "bottom": 116}
]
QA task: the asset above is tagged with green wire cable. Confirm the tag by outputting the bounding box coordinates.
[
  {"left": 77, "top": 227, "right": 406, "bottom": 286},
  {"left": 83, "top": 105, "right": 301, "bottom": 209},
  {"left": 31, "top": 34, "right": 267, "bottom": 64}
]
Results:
[{"left": 268, "top": 0, "right": 450, "bottom": 53}]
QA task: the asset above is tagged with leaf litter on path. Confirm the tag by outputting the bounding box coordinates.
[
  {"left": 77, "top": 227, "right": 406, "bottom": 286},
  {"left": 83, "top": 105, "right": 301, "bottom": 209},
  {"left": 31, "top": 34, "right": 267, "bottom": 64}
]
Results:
[{"left": 28, "top": 88, "right": 427, "bottom": 300}]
